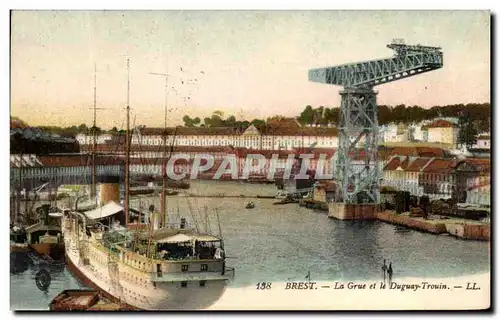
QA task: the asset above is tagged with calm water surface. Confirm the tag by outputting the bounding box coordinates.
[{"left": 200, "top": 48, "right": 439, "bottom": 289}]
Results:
[{"left": 10, "top": 181, "right": 490, "bottom": 310}]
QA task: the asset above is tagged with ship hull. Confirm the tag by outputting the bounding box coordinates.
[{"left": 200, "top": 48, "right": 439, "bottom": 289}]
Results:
[
  {"left": 10, "top": 243, "right": 30, "bottom": 253},
  {"left": 64, "top": 233, "right": 228, "bottom": 310},
  {"left": 31, "top": 243, "right": 66, "bottom": 260},
  {"left": 65, "top": 252, "right": 138, "bottom": 310}
]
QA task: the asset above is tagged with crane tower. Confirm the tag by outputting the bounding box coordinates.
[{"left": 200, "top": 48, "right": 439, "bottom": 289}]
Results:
[{"left": 308, "top": 39, "right": 443, "bottom": 218}]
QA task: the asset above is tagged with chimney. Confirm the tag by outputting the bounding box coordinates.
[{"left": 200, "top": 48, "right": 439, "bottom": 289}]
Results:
[{"left": 98, "top": 183, "right": 120, "bottom": 206}]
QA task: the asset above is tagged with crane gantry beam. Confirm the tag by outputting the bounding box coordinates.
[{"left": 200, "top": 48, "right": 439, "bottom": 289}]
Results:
[
  {"left": 309, "top": 44, "right": 443, "bottom": 88},
  {"left": 309, "top": 40, "right": 443, "bottom": 213}
]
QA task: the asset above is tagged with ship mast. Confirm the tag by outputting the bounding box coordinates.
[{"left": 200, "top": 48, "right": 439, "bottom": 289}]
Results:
[
  {"left": 162, "top": 74, "right": 168, "bottom": 227},
  {"left": 125, "top": 59, "right": 131, "bottom": 225},
  {"left": 148, "top": 71, "right": 169, "bottom": 227},
  {"left": 16, "top": 150, "right": 23, "bottom": 223},
  {"left": 91, "top": 64, "right": 97, "bottom": 202}
]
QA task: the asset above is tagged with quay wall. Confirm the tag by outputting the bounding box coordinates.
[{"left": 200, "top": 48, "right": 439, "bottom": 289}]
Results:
[
  {"left": 462, "top": 224, "right": 490, "bottom": 241},
  {"left": 375, "top": 211, "right": 447, "bottom": 234},
  {"left": 376, "top": 211, "right": 490, "bottom": 241}
]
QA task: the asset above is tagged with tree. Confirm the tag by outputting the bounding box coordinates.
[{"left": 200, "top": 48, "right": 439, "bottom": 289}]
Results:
[
  {"left": 250, "top": 119, "right": 266, "bottom": 129},
  {"left": 457, "top": 112, "right": 479, "bottom": 148},
  {"left": 298, "top": 105, "right": 315, "bottom": 125},
  {"left": 226, "top": 115, "right": 236, "bottom": 126},
  {"left": 203, "top": 117, "right": 211, "bottom": 127},
  {"left": 182, "top": 115, "right": 201, "bottom": 127},
  {"left": 324, "top": 107, "right": 339, "bottom": 125},
  {"left": 10, "top": 116, "right": 28, "bottom": 128},
  {"left": 77, "top": 123, "right": 88, "bottom": 132},
  {"left": 202, "top": 111, "right": 227, "bottom": 127}
]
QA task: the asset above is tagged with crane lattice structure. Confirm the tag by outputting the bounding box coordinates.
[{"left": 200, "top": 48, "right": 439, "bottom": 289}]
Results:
[{"left": 309, "top": 39, "right": 443, "bottom": 205}]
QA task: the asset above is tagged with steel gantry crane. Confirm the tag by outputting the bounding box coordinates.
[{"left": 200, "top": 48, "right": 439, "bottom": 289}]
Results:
[{"left": 308, "top": 39, "right": 443, "bottom": 214}]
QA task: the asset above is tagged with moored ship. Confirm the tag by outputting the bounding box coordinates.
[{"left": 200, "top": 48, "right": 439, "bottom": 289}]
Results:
[
  {"left": 62, "top": 203, "right": 233, "bottom": 310},
  {"left": 62, "top": 60, "right": 233, "bottom": 310}
]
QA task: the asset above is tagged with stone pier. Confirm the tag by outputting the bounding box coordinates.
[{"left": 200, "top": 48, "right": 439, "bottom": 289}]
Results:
[{"left": 328, "top": 202, "right": 377, "bottom": 220}]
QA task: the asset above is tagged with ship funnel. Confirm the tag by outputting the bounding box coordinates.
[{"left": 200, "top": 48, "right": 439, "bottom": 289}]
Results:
[{"left": 98, "top": 183, "right": 120, "bottom": 205}]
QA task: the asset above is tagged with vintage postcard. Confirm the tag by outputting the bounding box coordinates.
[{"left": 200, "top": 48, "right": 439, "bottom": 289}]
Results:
[{"left": 9, "top": 10, "right": 490, "bottom": 311}]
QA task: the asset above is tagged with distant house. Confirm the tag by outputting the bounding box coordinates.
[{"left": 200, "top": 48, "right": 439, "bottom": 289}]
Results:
[
  {"left": 388, "top": 146, "right": 447, "bottom": 158},
  {"left": 425, "top": 119, "right": 459, "bottom": 146},
  {"left": 472, "top": 134, "right": 491, "bottom": 150},
  {"left": 77, "top": 121, "right": 338, "bottom": 151},
  {"left": 408, "top": 124, "right": 425, "bottom": 141},
  {"left": 76, "top": 132, "right": 113, "bottom": 145},
  {"left": 455, "top": 158, "right": 490, "bottom": 205},
  {"left": 466, "top": 184, "right": 490, "bottom": 207},
  {"left": 382, "top": 123, "right": 409, "bottom": 143},
  {"left": 382, "top": 156, "right": 434, "bottom": 197},
  {"left": 382, "top": 155, "right": 490, "bottom": 202},
  {"left": 313, "top": 181, "right": 336, "bottom": 203},
  {"left": 420, "top": 158, "right": 456, "bottom": 199}
]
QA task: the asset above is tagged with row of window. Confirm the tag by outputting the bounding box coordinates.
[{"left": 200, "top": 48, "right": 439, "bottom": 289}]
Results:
[
  {"left": 181, "top": 281, "right": 206, "bottom": 287},
  {"left": 81, "top": 135, "right": 337, "bottom": 145},
  {"left": 181, "top": 264, "right": 208, "bottom": 272},
  {"left": 385, "top": 172, "right": 456, "bottom": 183},
  {"left": 11, "top": 166, "right": 121, "bottom": 176}
]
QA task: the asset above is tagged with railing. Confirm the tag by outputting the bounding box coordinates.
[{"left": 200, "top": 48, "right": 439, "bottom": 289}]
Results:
[{"left": 225, "top": 266, "right": 236, "bottom": 281}]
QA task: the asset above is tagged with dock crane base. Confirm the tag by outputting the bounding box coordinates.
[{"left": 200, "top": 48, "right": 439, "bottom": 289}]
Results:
[{"left": 328, "top": 202, "right": 378, "bottom": 220}]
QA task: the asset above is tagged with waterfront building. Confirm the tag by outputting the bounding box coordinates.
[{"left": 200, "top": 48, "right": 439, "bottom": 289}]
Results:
[
  {"left": 10, "top": 154, "right": 124, "bottom": 189},
  {"left": 77, "top": 120, "right": 339, "bottom": 151},
  {"left": 408, "top": 124, "right": 426, "bottom": 142},
  {"left": 466, "top": 185, "right": 490, "bottom": 206},
  {"left": 472, "top": 133, "right": 491, "bottom": 150},
  {"left": 419, "top": 158, "right": 456, "bottom": 199},
  {"left": 454, "top": 158, "right": 490, "bottom": 203},
  {"left": 382, "top": 154, "right": 490, "bottom": 202},
  {"left": 425, "top": 119, "right": 459, "bottom": 146},
  {"left": 11, "top": 127, "right": 79, "bottom": 154},
  {"left": 75, "top": 133, "right": 114, "bottom": 145},
  {"left": 312, "top": 181, "right": 336, "bottom": 202},
  {"left": 381, "top": 124, "right": 408, "bottom": 143},
  {"left": 382, "top": 156, "right": 433, "bottom": 197}
]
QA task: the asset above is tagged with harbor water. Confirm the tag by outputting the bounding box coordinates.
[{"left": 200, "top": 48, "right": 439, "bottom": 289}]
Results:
[{"left": 10, "top": 181, "right": 490, "bottom": 310}]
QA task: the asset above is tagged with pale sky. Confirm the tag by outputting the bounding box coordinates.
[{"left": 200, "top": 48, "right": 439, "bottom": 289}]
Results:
[{"left": 11, "top": 10, "right": 490, "bottom": 128}]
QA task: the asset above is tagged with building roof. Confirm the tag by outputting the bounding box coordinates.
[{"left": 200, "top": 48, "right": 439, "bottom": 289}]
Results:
[
  {"left": 9, "top": 154, "right": 44, "bottom": 168},
  {"left": 477, "top": 135, "right": 490, "bottom": 140},
  {"left": 135, "top": 125, "right": 338, "bottom": 137},
  {"left": 383, "top": 157, "right": 405, "bottom": 171},
  {"left": 266, "top": 117, "right": 301, "bottom": 127},
  {"left": 260, "top": 126, "right": 338, "bottom": 136},
  {"left": 84, "top": 201, "right": 124, "bottom": 220},
  {"left": 384, "top": 156, "right": 490, "bottom": 175},
  {"left": 456, "top": 158, "right": 491, "bottom": 173},
  {"left": 140, "top": 126, "right": 243, "bottom": 136},
  {"left": 389, "top": 146, "right": 446, "bottom": 158},
  {"left": 10, "top": 154, "right": 123, "bottom": 168},
  {"left": 421, "top": 158, "right": 456, "bottom": 173},
  {"left": 405, "top": 158, "right": 432, "bottom": 172},
  {"left": 425, "top": 119, "right": 458, "bottom": 128},
  {"left": 315, "top": 181, "right": 336, "bottom": 192},
  {"left": 11, "top": 127, "right": 76, "bottom": 143}
]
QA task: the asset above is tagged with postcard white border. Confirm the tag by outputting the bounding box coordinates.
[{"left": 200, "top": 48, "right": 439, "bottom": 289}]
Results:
[{"left": 3, "top": 1, "right": 497, "bottom": 319}]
